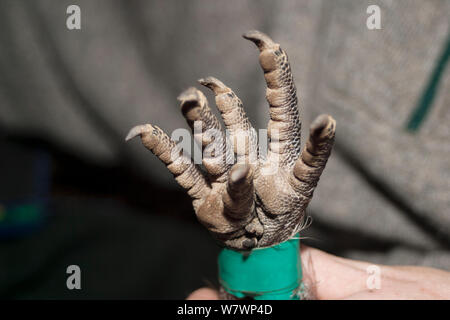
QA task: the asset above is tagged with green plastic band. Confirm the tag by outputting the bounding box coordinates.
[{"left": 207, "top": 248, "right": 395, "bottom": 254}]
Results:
[{"left": 218, "top": 234, "right": 302, "bottom": 300}]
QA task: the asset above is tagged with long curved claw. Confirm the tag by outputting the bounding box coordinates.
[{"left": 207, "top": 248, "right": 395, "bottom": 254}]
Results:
[
  {"left": 198, "top": 77, "right": 229, "bottom": 95},
  {"left": 242, "top": 30, "right": 277, "bottom": 50},
  {"left": 125, "top": 124, "right": 210, "bottom": 203},
  {"left": 244, "top": 30, "right": 302, "bottom": 168},
  {"left": 125, "top": 124, "right": 148, "bottom": 141}
]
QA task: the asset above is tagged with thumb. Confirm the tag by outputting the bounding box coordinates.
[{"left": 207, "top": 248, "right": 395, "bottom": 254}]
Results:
[{"left": 186, "top": 287, "right": 220, "bottom": 300}]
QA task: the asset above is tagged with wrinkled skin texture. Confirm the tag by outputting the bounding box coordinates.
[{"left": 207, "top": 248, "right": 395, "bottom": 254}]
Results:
[{"left": 126, "top": 30, "right": 336, "bottom": 251}]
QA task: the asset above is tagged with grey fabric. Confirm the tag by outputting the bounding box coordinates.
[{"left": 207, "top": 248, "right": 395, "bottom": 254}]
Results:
[{"left": 0, "top": 0, "right": 449, "bottom": 269}]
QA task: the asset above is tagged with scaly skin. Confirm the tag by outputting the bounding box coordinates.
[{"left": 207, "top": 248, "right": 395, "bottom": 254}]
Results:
[{"left": 126, "top": 30, "right": 336, "bottom": 251}]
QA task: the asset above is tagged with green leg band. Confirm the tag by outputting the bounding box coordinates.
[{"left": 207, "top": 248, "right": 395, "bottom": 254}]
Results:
[{"left": 218, "top": 234, "right": 302, "bottom": 300}]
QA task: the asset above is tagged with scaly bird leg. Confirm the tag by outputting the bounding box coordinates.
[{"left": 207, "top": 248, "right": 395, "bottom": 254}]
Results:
[{"left": 126, "top": 30, "right": 336, "bottom": 251}]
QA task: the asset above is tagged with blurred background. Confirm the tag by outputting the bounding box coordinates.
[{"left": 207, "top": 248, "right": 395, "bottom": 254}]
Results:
[{"left": 0, "top": 0, "right": 449, "bottom": 299}]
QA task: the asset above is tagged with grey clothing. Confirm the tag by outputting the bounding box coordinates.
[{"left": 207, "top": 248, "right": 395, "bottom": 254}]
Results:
[{"left": 0, "top": 0, "right": 449, "bottom": 271}]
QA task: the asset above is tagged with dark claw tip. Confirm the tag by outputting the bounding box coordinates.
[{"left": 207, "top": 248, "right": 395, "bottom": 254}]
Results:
[
  {"left": 125, "top": 124, "right": 151, "bottom": 142},
  {"left": 242, "top": 30, "right": 276, "bottom": 50},
  {"left": 310, "top": 114, "right": 335, "bottom": 138},
  {"left": 198, "top": 77, "right": 228, "bottom": 94}
]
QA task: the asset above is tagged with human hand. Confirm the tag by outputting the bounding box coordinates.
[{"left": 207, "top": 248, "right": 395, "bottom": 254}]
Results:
[
  {"left": 126, "top": 30, "right": 335, "bottom": 250},
  {"left": 187, "top": 245, "right": 450, "bottom": 300}
]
